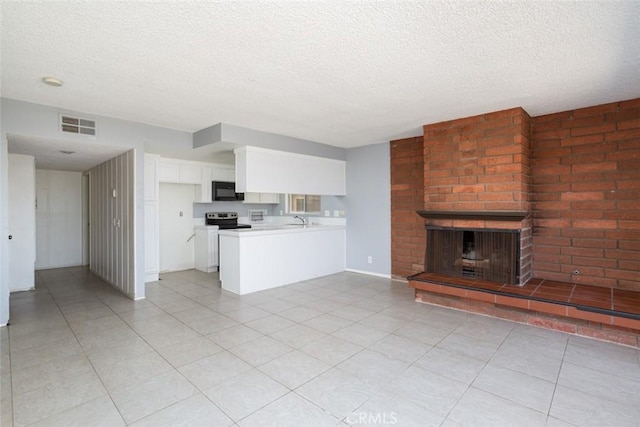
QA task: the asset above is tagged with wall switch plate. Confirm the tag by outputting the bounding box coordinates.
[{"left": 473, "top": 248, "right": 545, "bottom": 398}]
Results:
[
  {"left": 280, "top": 210, "right": 283, "bottom": 215},
  {"left": 339, "top": 210, "right": 345, "bottom": 216},
  {"left": 324, "top": 210, "right": 330, "bottom": 217},
  {"left": 333, "top": 210, "right": 339, "bottom": 217},
  {"left": 367, "top": 256, "right": 372, "bottom": 264}
]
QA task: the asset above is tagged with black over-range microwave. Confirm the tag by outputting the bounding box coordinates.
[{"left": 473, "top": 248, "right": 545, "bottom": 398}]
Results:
[{"left": 212, "top": 181, "right": 244, "bottom": 201}]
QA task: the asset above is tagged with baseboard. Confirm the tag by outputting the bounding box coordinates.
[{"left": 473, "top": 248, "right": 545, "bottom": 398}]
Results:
[
  {"left": 9, "top": 286, "right": 35, "bottom": 293},
  {"left": 345, "top": 268, "right": 392, "bottom": 279},
  {"left": 145, "top": 272, "right": 159, "bottom": 283}
]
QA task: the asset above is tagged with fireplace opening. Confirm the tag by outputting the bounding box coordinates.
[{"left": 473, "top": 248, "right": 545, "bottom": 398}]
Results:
[{"left": 425, "top": 226, "right": 520, "bottom": 285}]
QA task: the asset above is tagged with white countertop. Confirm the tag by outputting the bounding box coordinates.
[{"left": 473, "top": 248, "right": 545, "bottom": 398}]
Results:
[{"left": 218, "top": 224, "right": 346, "bottom": 237}]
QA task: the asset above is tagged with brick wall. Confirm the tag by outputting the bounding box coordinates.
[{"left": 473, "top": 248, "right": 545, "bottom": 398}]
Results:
[
  {"left": 390, "top": 136, "right": 425, "bottom": 279},
  {"left": 390, "top": 97, "right": 640, "bottom": 291},
  {"left": 422, "top": 107, "right": 531, "bottom": 212},
  {"left": 532, "top": 98, "right": 640, "bottom": 290}
]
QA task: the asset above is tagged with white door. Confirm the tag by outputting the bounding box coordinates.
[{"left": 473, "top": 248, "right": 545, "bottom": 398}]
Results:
[
  {"left": 159, "top": 183, "right": 196, "bottom": 272},
  {"left": 8, "top": 154, "right": 36, "bottom": 292}
]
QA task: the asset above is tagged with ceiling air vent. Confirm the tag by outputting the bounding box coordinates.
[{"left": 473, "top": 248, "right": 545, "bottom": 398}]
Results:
[{"left": 59, "top": 114, "right": 97, "bottom": 137}]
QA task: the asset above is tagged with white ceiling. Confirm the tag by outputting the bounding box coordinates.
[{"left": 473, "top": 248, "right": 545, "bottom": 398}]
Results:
[{"left": 1, "top": 1, "right": 639, "bottom": 149}]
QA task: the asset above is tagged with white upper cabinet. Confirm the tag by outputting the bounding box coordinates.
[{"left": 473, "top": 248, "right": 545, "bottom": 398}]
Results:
[
  {"left": 194, "top": 167, "right": 212, "bottom": 203},
  {"left": 144, "top": 154, "right": 160, "bottom": 201},
  {"left": 178, "top": 164, "right": 201, "bottom": 184},
  {"left": 158, "top": 162, "right": 180, "bottom": 183},
  {"left": 235, "top": 146, "right": 346, "bottom": 195},
  {"left": 157, "top": 160, "right": 203, "bottom": 184},
  {"left": 211, "top": 168, "right": 235, "bottom": 183},
  {"left": 243, "top": 192, "right": 280, "bottom": 204},
  {"left": 155, "top": 157, "right": 235, "bottom": 203}
]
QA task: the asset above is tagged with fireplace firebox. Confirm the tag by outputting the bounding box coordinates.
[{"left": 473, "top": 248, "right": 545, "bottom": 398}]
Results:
[{"left": 425, "top": 226, "right": 520, "bottom": 285}]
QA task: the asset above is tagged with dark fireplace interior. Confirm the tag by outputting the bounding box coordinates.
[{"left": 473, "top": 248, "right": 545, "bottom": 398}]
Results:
[{"left": 425, "top": 226, "right": 520, "bottom": 285}]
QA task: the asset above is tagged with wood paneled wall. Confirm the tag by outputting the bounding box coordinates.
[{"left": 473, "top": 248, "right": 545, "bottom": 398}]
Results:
[{"left": 88, "top": 150, "right": 136, "bottom": 297}]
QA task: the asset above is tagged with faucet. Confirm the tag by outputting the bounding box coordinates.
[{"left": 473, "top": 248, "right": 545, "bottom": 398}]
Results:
[{"left": 293, "top": 215, "right": 306, "bottom": 225}]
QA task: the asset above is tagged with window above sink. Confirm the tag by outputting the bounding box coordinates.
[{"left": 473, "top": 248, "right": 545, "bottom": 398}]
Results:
[{"left": 287, "top": 194, "right": 321, "bottom": 214}]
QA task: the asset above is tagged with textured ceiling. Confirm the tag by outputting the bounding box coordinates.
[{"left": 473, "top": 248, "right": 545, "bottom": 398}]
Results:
[{"left": 1, "top": 1, "right": 639, "bottom": 148}]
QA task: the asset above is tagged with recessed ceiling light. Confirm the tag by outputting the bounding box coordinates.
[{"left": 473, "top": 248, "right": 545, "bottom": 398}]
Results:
[
  {"left": 42, "top": 76, "right": 63, "bottom": 87},
  {"left": 59, "top": 150, "right": 75, "bottom": 155}
]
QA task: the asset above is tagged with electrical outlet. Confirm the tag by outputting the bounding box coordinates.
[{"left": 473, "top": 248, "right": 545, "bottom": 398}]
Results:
[
  {"left": 367, "top": 256, "right": 372, "bottom": 264},
  {"left": 324, "top": 210, "right": 330, "bottom": 217},
  {"left": 280, "top": 210, "right": 283, "bottom": 215},
  {"left": 339, "top": 210, "right": 345, "bottom": 216},
  {"left": 333, "top": 210, "right": 340, "bottom": 217}
]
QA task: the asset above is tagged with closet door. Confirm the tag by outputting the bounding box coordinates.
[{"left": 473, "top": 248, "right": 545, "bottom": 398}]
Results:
[{"left": 8, "top": 154, "right": 35, "bottom": 291}]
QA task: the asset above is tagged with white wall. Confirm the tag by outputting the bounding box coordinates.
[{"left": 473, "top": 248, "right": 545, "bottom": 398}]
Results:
[
  {"left": 345, "top": 143, "right": 391, "bottom": 277},
  {"left": 88, "top": 151, "right": 136, "bottom": 297},
  {"left": 35, "top": 170, "right": 83, "bottom": 269},
  {"left": 8, "top": 154, "right": 36, "bottom": 292},
  {"left": 0, "top": 104, "right": 8, "bottom": 325},
  {"left": 159, "top": 183, "right": 196, "bottom": 272}
]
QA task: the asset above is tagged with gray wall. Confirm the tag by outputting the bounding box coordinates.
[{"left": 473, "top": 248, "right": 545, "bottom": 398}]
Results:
[{"left": 345, "top": 142, "right": 391, "bottom": 276}]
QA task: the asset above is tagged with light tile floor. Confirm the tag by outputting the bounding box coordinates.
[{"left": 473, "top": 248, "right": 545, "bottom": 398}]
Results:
[{"left": 2, "top": 266, "right": 640, "bottom": 426}]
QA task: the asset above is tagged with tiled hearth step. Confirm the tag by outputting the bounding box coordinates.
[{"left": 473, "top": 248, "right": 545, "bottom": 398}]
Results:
[{"left": 408, "top": 272, "right": 640, "bottom": 332}]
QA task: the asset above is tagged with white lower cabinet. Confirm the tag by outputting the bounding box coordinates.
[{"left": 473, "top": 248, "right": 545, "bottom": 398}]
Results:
[
  {"left": 194, "top": 167, "right": 213, "bottom": 203},
  {"left": 195, "top": 226, "right": 219, "bottom": 273},
  {"left": 219, "top": 226, "right": 346, "bottom": 295}
]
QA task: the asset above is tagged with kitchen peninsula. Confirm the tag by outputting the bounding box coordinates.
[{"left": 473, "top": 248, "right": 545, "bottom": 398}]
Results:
[{"left": 218, "top": 224, "right": 346, "bottom": 295}]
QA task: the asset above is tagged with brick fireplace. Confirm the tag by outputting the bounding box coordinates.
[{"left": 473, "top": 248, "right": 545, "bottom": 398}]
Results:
[
  {"left": 391, "top": 98, "right": 640, "bottom": 292},
  {"left": 396, "top": 107, "right": 533, "bottom": 286},
  {"left": 391, "top": 98, "right": 640, "bottom": 345}
]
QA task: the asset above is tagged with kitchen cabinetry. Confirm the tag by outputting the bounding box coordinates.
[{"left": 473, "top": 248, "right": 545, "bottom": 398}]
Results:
[
  {"left": 194, "top": 167, "right": 212, "bottom": 204},
  {"left": 144, "top": 154, "right": 160, "bottom": 200},
  {"left": 158, "top": 161, "right": 202, "bottom": 184},
  {"left": 158, "top": 162, "right": 179, "bottom": 183},
  {"left": 219, "top": 226, "right": 346, "bottom": 295},
  {"left": 194, "top": 226, "right": 218, "bottom": 273},
  {"left": 144, "top": 154, "right": 160, "bottom": 282},
  {"left": 178, "top": 164, "right": 201, "bottom": 184},
  {"left": 211, "top": 168, "right": 235, "bottom": 182},
  {"left": 235, "top": 146, "right": 346, "bottom": 195},
  {"left": 157, "top": 158, "right": 235, "bottom": 203},
  {"left": 243, "top": 192, "right": 280, "bottom": 204}
]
